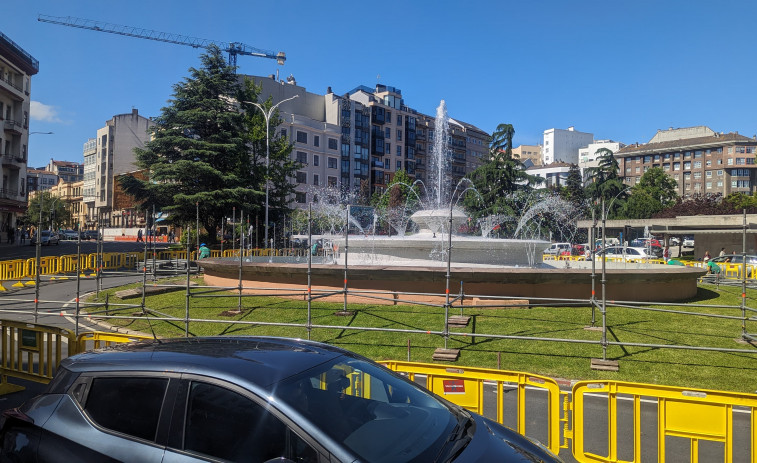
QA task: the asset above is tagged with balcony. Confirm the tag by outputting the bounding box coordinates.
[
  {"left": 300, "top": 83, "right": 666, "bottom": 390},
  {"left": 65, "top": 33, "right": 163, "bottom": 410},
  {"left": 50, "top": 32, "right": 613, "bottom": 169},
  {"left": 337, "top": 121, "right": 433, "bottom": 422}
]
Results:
[
  {"left": 0, "top": 187, "right": 23, "bottom": 201},
  {"left": 4, "top": 120, "right": 24, "bottom": 135},
  {"left": 0, "top": 76, "right": 25, "bottom": 101},
  {"left": 0, "top": 152, "right": 24, "bottom": 168}
]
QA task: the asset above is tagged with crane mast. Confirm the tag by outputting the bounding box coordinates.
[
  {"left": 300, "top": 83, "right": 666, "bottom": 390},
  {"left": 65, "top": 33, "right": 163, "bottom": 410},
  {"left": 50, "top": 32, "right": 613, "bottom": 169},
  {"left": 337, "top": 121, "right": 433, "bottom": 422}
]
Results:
[{"left": 38, "top": 14, "right": 286, "bottom": 67}]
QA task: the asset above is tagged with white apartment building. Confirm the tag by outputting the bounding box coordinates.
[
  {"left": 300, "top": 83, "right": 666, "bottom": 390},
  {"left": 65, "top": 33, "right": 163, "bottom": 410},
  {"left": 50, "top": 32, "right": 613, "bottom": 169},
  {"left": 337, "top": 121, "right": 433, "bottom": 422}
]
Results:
[
  {"left": 526, "top": 162, "right": 573, "bottom": 189},
  {"left": 542, "top": 127, "right": 593, "bottom": 165},
  {"left": 578, "top": 139, "right": 626, "bottom": 178},
  {"left": 0, "top": 31, "right": 37, "bottom": 240},
  {"left": 84, "top": 109, "right": 153, "bottom": 227}
]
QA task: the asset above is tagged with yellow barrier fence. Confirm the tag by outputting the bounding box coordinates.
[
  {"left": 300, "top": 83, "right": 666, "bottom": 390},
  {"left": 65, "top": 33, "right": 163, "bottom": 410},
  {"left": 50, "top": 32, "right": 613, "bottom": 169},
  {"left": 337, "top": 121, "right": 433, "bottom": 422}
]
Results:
[
  {"left": 569, "top": 380, "right": 757, "bottom": 463},
  {"left": 72, "top": 332, "right": 154, "bottom": 356},
  {"left": 0, "top": 320, "right": 71, "bottom": 394},
  {"left": 381, "top": 360, "right": 563, "bottom": 456}
]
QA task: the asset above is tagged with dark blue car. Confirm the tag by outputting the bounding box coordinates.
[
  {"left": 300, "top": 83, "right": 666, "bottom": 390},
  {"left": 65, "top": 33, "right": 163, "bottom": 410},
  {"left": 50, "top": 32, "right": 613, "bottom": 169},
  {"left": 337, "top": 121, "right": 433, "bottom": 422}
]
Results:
[{"left": 0, "top": 337, "right": 561, "bottom": 462}]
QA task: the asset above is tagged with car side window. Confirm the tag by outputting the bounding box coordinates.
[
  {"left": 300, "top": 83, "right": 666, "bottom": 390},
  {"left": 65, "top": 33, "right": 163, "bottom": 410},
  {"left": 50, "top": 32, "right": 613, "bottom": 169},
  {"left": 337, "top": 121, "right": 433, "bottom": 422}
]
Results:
[
  {"left": 184, "top": 381, "right": 318, "bottom": 462},
  {"left": 83, "top": 376, "right": 168, "bottom": 442}
]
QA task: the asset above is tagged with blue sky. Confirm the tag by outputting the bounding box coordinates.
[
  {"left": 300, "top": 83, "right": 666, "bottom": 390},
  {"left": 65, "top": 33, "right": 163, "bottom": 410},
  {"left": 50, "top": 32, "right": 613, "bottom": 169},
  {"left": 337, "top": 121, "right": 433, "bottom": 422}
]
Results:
[{"left": 4, "top": 0, "right": 757, "bottom": 168}]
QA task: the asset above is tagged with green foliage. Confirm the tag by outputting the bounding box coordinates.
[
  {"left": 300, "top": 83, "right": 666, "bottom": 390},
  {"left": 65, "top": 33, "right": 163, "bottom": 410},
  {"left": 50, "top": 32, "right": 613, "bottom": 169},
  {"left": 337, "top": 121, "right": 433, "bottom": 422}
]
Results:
[
  {"left": 620, "top": 167, "right": 678, "bottom": 219},
  {"left": 584, "top": 148, "right": 627, "bottom": 218},
  {"left": 119, "top": 45, "right": 295, "bottom": 244},
  {"left": 463, "top": 123, "right": 542, "bottom": 220},
  {"left": 560, "top": 165, "right": 587, "bottom": 211},
  {"left": 21, "top": 192, "right": 71, "bottom": 230},
  {"left": 723, "top": 192, "right": 757, "bottom": 212}
]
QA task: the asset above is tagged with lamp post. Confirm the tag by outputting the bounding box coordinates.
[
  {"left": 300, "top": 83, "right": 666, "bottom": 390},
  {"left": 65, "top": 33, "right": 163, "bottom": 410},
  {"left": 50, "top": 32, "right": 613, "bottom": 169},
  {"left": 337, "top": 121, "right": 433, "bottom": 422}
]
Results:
[{"left": 243, "top": 94, "right": 299, "bottom": 253}]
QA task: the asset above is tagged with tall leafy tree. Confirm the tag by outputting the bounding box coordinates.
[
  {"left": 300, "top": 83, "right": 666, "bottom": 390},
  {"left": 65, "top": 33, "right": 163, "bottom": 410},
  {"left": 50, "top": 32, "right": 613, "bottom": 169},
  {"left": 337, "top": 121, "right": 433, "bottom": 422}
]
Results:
[
  {"left": 22, "top": 192, "right": 70, "bottom": 230},
  {"left": 464, "top": 123, "right": 542, "bottom": 220},
  {"left": 120, "top": 46, "right": 273, "bottom": 244},
  {"left": 621, "top": 167, "right": 677, "bottom": 219},
  {"left": 560, "top": 165, "right": 586, "bottom": 208}
]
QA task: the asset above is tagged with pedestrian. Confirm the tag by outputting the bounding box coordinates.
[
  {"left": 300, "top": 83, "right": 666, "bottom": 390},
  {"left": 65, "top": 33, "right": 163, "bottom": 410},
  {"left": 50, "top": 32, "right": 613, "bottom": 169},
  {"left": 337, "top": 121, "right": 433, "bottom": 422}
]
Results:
[
  {"left": 707, "top": 259, "right": 721, "bottom": 275},
  {"left": 199, "top": 242, "right": 211, "bottom": 259},
  {"left": 137, "top": 228, "right": 143, "bottom": 242},
  {"left": 703, "top": 250, "right": 711, "bottom": 263},
  {"left": 20, "top": 228, "right": 26, "bottom": 245},
  {"left": 168, "top": 229, "right": 175, "bottom": 243},
  {"left": 663, "top": 246, "right": 670, "bottom": 260},
  {"left": 719, "top": 248, "right": 726, "bottom": 257},
  {"left": 7, "top": 227, "right": 14, "bottom": 244}
]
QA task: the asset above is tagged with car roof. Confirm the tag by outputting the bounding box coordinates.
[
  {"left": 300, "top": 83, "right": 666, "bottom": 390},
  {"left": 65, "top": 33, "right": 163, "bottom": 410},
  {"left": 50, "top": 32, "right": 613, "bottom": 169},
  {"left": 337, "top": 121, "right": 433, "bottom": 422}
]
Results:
[{"left": 61, "top": 337, "right": 351, "bottom": 389}]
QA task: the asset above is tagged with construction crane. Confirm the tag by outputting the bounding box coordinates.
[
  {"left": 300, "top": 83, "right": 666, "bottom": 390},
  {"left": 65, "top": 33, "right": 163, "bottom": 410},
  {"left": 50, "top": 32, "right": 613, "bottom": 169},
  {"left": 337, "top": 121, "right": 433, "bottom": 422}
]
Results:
[{"left": 38, "top": 14, "right": 286, "bottom": 68}]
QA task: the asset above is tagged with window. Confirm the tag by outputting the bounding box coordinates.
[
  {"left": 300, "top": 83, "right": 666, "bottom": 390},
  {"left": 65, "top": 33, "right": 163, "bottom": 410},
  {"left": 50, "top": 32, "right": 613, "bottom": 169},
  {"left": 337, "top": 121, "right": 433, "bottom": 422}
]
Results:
[
  {"left": 397, "top": 160, "right": 401, "bottom": 169},
  {"left": 386, "top": 143, "right": 391, "bottom": 155},
  {"left": 635, "top": 166, "right": 640, "bottom": 173},
  {"left": 727, "top": 158, "right": 734, "bottom": 165},
  {"left": 313, "top": 155, "right": 319, "bottom": 167},
  {"left": 694, "top": 161, "right": 702, "bottom": 168},
  {"left": 717, "top": 180, "right": 723, "bottom": 187},
  {"left": 183, "top": 381, "right": 317, "bottom": 462},
  {"left": 295, "top": 192, "right": 306, "bottom": 203},
  {"left": 706, "top": 159, "right": 712, "bottom": 167},
  {"left": 296, "top": 152, "right": 308, "bottom": 164},
  {"left": 397, "top": 130, "right": 402, "bottom": 141},
  {"left": 397, "top": 146, "right": 402, "bottom": 157},
  {"left": 694, "top": 172, "right": 701, "bottom": 179},
  {"left": 313, "top": 135, "right": 320, "bottom": 147},
  {"left": 296, "top": 131, "right": 308, "bottom": 144},
  {"left": 313, "top": 174, "right": 319, "bottom": 185},
  {"left": 296, "top": 171, "right": 307, "bottom": 184},
  {"left": 736, "top": 158, "right": 746, "bottom": 165},
  {"left": 83, "top": 376, "right": 168, "bottom": 442},
  {"left": 684, "top": 162, "right": 691, "bottom": 170},
  {"left": 397, "top": 115, "right": 403, "bottom": 125},
  {"left": 706, "top": 181, "right": 712, "bottom": 189},
  {"left": 673, "top": 163, "right": 680, "bottom": 171},
  {"left": 706, "top": 171, "right": 712, "bottom": 178},
  {"left": 328, "top": 176, "right": 337, "bottom": 187},
  {"left": 280, "top": 129, "right": 287, "bottom": 138},
  {"left": 728, "top": 147, "right": 734, "bottom": 154},
  {"left": 717, "top": 170, "right": 724, "bottom": 176},
  {"left": 385, "top": 127, "right": 391, "bottom": 139},
  {"left": 328, "top": 138, "right": 338, "bottom": 150}
]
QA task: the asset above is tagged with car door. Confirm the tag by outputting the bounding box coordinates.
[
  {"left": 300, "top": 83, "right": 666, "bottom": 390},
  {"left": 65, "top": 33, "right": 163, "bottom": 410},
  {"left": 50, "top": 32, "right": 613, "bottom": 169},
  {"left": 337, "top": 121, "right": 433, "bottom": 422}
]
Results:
[
  {"left": 36, "top": 374, "right": 169, "bottom": 462},
  {"left": 162, "top": 377, "right": 332, "bottom": 463}
]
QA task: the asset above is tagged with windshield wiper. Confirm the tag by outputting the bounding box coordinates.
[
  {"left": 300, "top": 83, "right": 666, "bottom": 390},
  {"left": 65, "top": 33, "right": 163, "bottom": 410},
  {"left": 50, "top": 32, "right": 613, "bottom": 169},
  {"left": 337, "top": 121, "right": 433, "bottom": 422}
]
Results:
[{"left": 434, "top": 409, "right": 474, "bottom": 463}]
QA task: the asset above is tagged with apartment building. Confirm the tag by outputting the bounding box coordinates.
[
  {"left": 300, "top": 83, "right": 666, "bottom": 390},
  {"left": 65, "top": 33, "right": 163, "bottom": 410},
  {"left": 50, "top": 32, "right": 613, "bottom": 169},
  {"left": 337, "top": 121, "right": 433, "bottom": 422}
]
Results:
[
  {"left": 26, "top": 168, "right": 58, "bottom": 193},
  {"left": 249, "top": 75, "right": 489, "bottom": 206},
  {"left": 542, "top": 126, "right": 593, "bottom": 165},
  {"left": 46, "top": 178, "right": 84, "bottom": 228},
  {"left": 0, "top": 31, "right": 37, "bottom": 240},
  {"left": 512, "top": 145, "right": 542, "bottom": 167},
  {"left": 83, "top": 109, "right": 153, "bottom": 227},
  {"left": 616, "top": 126, "right": 757, "bottom": 197},
  {"left": 44, "top": 159, "right": 83, "bottom": 183},
  {"left": 527, "top": 162, "right": 573, "bottom": 189}
]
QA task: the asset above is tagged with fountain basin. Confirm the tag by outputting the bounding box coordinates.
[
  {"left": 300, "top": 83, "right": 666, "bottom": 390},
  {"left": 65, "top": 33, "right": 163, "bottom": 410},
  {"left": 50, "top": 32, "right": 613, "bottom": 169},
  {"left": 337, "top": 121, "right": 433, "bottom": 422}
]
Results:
[{"left": 201, "top": 260, "right": 706, "bottom": 303}]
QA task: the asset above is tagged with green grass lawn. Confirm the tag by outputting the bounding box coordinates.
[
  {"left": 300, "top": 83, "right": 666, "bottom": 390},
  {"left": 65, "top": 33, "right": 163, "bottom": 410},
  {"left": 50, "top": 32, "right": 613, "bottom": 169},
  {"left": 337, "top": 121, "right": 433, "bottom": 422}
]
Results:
[{"left": 84, "top": 279, "right": 757, "bottom": 393}]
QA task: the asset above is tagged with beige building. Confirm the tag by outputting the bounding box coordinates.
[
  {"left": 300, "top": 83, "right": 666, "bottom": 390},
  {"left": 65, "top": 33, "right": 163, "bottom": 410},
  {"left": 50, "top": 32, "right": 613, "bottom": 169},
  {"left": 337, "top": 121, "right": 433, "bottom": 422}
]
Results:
[
  {"left": 0, "top": 32, "right": 37, "bottom": 241},
  {"left": 84, "top": 109, "right": 153, "bottom": 227},
  {"left": 512, "top": 144, "right": 542, "bottom": 166},
  {"left": 616, "top": 126, "right": 757, "bottom": 197}
]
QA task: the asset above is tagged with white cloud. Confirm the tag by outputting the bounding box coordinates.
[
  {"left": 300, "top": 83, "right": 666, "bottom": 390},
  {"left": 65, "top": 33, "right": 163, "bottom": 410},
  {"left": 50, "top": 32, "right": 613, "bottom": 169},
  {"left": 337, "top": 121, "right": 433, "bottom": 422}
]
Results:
[{"left": 30, "top": 101, "right": 62, "bottom": 123}]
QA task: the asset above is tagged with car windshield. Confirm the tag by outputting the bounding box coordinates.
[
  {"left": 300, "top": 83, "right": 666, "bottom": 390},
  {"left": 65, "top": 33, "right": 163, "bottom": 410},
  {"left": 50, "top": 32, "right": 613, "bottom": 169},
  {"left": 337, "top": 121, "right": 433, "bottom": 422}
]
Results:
[{"left": 273, "top": 357, "right": 457, "bottom": 462}]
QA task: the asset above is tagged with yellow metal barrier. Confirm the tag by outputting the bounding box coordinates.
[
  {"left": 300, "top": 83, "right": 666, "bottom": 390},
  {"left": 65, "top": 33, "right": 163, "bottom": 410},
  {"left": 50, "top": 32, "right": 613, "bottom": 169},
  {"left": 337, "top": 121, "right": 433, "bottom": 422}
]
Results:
[
  {"left": 380, "top": 360, "right": 562, "bottom": 456},
  {"left": 570, "top": 380, "right": 757, "bottom": 463},
  {"left": 0, "top": 320, "right": 72, "bottom": 394},
  {"left": 72, "top": 332, "right": 154, "bottom": 355}
]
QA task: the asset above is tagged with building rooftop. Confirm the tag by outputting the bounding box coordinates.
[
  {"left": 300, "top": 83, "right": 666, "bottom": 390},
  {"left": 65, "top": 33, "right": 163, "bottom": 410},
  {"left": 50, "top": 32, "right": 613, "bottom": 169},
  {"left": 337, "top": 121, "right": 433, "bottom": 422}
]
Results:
[
  {"left": 0, "top": 31, "right": 39, "bottom": 75},
  {"left": 616, "top": 131, "right": 757, "bottom": 156}
]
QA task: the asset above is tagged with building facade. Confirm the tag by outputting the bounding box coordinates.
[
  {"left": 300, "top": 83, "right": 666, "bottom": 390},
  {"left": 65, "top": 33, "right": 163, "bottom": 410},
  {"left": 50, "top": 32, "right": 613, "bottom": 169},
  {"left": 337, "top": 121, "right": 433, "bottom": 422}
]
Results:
[
  {"left": 248, "top": 75, "right": 489, "bottom": 207},
  {"left": 26, "top": 168, "right": 58, "bottom": 193},
  {"left": 0, "top": 31, "right": 37, "bottom": 241},
  {"left": 616, "top": 126, "right": 757, "bottom": 197},
  {"left": 542, "top": 126, "right": 593, "bottom": 165},
  {"left": 83, "top": 109, "right": 153, "bottom": 228},
  {"left": 512, "top": 144, "right": 542, "bottom": 167},
  {"left": 44, "top": 159, "right": 83, "bottom": 183},
  {"left": 527, "top": 162, "right": 574, "bottom": 189}
]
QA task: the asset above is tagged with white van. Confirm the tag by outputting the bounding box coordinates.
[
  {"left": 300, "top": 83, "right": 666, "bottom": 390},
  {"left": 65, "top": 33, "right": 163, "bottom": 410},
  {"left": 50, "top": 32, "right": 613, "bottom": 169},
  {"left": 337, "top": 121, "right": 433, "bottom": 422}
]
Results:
[{"left": 544, "top": 242, "right": 572, "bottom": 255}]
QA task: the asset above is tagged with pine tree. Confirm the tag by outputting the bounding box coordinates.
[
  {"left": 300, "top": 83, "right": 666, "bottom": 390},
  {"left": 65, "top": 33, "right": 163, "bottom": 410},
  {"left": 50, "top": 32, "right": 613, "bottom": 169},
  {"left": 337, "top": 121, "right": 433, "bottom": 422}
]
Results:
[{"left": 120, "top": 45, "right": 296, "bottom": 244}]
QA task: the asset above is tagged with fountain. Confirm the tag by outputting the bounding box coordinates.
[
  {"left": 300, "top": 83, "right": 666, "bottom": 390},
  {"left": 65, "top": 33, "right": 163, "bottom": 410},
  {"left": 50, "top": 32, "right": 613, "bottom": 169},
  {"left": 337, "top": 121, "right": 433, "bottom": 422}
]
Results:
[{"left": 200, "top": 101, "right": 707, "bottom": 302}]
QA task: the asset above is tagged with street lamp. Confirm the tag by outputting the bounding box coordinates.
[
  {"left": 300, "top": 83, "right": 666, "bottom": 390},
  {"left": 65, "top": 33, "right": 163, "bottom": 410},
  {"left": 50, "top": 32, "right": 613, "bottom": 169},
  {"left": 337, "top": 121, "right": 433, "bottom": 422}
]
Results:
[
  {"left": 242, "top": 94, "right": 299, "bottom": 252},
  {"left": 30, "top": 131, "right": 53, "bottom": 135}
]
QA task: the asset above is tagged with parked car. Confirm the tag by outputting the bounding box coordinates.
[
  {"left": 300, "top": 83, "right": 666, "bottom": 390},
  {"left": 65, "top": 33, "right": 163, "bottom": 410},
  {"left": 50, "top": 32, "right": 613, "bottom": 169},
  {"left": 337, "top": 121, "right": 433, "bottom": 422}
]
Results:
[
  {"left": 596, "top": 246, "right": 655, "bottom": 261},
  {"left": 669, "top": 237, "right": 681, "bottom": 246},
  {"left": 0, "top": 337, "right": 561, "bottom": 462},
  {"left": 81, "top": 230, "right": 100, "bottom": 240},
  {"left": 60, "top": 229, "right": 79, "bottom": 240},
  {"left": 544, "top": 242, "right": 572, "bottom": 255},
  {"left": 30, "top": 230, "right": 59, "bottom": 246},
  {"left": 630, "top": 237, "right": 662, "bottom": 248},
  {"left": 683, "top": 237, "right": 695, "bottom": 247}
]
